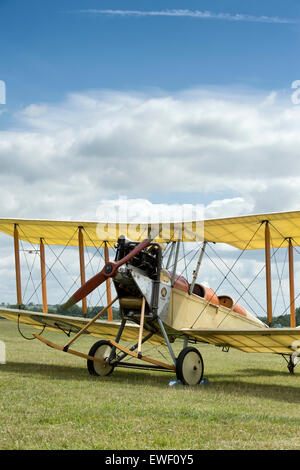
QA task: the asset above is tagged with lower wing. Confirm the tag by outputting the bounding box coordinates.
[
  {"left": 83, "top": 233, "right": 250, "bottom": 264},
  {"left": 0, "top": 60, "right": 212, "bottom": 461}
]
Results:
[
  {"left": 0, "top": 307, "right": 164, "bottom": 345},
  {"left": 182, "top": 327, "right": 300, "bottom": 354},
  {"left": 2, "top": 307, "right": 299, "bottom": 355}
]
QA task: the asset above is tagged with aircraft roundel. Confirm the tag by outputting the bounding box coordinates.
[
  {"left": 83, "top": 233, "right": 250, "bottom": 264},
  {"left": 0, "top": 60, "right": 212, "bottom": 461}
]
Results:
[{"left": 161, "top": 287, "right": 167, "bottom": 297}]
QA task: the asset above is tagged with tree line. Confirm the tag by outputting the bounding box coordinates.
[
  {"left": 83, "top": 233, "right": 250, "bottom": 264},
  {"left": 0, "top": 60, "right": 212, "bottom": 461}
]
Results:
[
  {"left": 1, "top": 302, "right": 300, "bottom": 326},
  {"left": 0, "top": 302, "right": 121, "bottom": 320}
]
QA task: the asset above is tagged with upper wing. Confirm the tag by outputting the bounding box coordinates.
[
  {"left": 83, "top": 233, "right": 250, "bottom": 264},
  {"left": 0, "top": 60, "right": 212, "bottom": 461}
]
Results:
[
  {"left": 0, "top": 217, "right": 202, "bottom": 245},
  {"left": 1, "top": 210, "right": 300, "bottom": 247},
  {"left": 182, "top": 327, "right": 300, "bottom": 354},
  {"left": 0, "top": 307, "right": 164, "bottom": 345},
  {"left": 203, "top": 210, "right": 300, "bottom": 250}
]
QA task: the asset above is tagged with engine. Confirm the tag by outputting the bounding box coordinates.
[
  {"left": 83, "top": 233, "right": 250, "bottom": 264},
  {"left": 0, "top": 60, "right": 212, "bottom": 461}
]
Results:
[{"left": 114, "top": 235, "right": 161, "bottom": 280}]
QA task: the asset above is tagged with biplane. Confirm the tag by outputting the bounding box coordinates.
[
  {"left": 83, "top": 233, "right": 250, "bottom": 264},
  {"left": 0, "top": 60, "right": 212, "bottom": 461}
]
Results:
[{"left": 0, "top": 211, "right": 300, "bottom": 385}]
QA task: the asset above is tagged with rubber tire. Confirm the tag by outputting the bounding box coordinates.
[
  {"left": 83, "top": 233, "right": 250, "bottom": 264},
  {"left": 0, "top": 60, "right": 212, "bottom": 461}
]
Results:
[
  {"left": 176, "top": 347, "right": 204, "bottom": 385},
  {"left": 87, "top": 340, "right": 115, "bottom": 377}
]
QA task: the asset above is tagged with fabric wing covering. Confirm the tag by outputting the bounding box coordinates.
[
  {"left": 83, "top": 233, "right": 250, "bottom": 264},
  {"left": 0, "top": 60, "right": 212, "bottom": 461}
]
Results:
[
  {"left": 1, "top": 210, "right": 300, "bottom": 248},
  {"left": 0, "top": 308, "right": 164, "bottom": 345},
  {"left": 181, "top": 327, "right": 300, "bottom": 354}
]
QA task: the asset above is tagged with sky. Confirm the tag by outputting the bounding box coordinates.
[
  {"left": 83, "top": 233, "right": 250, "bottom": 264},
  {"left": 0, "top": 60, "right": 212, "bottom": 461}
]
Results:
[{"left": 0, "top": 0, "right": 300, "bottom": 314}]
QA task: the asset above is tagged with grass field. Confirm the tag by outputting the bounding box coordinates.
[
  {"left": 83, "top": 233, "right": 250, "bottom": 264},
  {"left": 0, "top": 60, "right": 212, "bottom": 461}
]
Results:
[{"left": 0, "top": 319, "right": 299, "bottom": 450}]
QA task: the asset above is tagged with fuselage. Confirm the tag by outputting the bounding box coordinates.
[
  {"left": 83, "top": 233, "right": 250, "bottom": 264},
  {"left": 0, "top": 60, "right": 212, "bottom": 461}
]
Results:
[
  {"left": 115, "top": 264, "right": 267, "bottom": 339},
  {"left": 165, "top": 286, "right": 267, "bottom": 331}
]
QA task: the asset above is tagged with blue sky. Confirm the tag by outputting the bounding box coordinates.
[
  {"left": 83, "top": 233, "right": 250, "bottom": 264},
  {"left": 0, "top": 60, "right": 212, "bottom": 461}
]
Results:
[{"left": 1, "top": 0, "right": 300, "bottom": 113}]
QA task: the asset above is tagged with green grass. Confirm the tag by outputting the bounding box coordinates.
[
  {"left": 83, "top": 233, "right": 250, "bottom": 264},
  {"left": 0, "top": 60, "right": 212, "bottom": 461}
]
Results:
[{"left": 0, "top": 319, "right": 299, "bottom": 450}]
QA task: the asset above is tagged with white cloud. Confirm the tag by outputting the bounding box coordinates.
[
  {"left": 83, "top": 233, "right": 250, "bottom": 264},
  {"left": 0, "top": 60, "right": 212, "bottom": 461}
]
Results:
[
  {"left": 95, "top": 197, "right": 204, "bottom": 223},
  {"left": 261, "top": 91, "right": 278, "bottom": 106},
  {"left": 204, "top": 197, "right": 254, "bottom": 219},
  {"left": 1, "top": 87, "right": 300, "bottom": 220},
  {"left": 78, "top": 9, "right": 296, "bottom": 25}
]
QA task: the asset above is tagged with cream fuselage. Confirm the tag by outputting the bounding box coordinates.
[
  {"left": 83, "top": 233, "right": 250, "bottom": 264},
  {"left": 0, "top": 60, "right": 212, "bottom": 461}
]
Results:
[{"left": 164, "top": 287, "right": 267, "bottom": 332}]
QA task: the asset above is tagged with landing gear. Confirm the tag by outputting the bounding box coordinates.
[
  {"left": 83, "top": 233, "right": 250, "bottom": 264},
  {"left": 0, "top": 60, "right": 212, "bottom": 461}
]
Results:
[
  {"left": 176, "top": 347, "right": 204, "bottom": 385},
  {"left": 87, "top": 340, "right": 115, "bottom": 376},
  {"left": 287, "top": 356, "right": 296, "bottom": 375},
  {"left": 282, "top": 354, "right": 298, "bottom": 375}
]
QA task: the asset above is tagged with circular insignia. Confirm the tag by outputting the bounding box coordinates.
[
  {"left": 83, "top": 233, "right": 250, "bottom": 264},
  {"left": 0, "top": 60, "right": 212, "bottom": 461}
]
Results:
[{"left": 161, "top": 287, "right": 167, "bottom": 297}]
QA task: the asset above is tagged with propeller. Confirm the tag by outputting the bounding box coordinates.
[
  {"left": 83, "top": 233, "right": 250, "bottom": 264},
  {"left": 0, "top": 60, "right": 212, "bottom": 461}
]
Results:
[{"left": 61, "top": 237, "right": 150, "bottom": 311}]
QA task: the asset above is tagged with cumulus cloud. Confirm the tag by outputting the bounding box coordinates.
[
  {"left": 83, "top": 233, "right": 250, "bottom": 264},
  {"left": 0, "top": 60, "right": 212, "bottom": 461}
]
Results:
[
  {"left": 95, "top": 197, "right": 204, "bottom": 223},
  {"left": 1, "top": 86, "right": 300, "bottom": 220}
]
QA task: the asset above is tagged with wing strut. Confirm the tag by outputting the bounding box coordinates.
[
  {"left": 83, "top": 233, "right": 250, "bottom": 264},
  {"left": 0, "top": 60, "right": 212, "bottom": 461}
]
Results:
[
  {"left": 104, "top": 241, "right": 113, "bottom": 321},
  {"left": 40, "top": 238, "right": 48, "bottom": 313},
  {"left": 264, "top": 221, "right": 273, "bottom": 326},
  {"left": 288, "top": 238, "right": 296, "bottom": 328},
  {"left": 137, "top": 297, "right": 146, "bottom": 357},
  {"left": 14, "top": 224, "right": 22, "bottom": 308},
  {"left": 171, "top": 240, "right": 181, "bottom": 287},
  {"left": 78, "top": 227, "right": 87, "bottom": 316},
  {"left": 62, "top": 295, "right": 119, "bottom": 352},
  {"left": 189, "top": 241, "right": 207, "bottom": 294}
]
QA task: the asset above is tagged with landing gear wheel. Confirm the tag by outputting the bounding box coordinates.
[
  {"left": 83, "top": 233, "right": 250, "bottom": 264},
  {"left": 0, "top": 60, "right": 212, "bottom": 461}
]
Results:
[
  {"left": 87, "top": 340, "right": 115, "bottom": 377},
  {"left": 176, "top": 347, "right": 204, "bottom": 385}
]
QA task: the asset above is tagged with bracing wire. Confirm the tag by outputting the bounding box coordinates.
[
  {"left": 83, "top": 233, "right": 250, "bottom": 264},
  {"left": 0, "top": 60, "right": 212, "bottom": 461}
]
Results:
[
  {"left": 20, "top": 239, "right": 40, "bottom": 306},
  {"left": 190, "top": 221, "right": 265, "bottom": 328},
  {"left": 216, "top": 235, "right": 287, "bottom": 328},
  {"left": 206, "top": 242, "right": 267, "bottom": 315},
  {"left": 84, "top": 242, "right": 107, "bottom": 309},
  {"left": 271, "top": 239, "right": 288, "bottom": 316},
  {"left": 204, "top": 247, "right": 265, "bottom": 317},
  {"left": 177, "top": 243, "right": 204, "bottom": 283},
  {"left": 267, "top": 221, "right": 300, "bottom": 317},
  {"left": 17, "top": 226, "right": 80, "bottom": 306}
]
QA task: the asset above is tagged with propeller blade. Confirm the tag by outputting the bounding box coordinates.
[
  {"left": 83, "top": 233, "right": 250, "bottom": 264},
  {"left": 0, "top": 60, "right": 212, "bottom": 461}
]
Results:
[
  {"left": 114, "top": 238, "right": 150, "bottom": 269},
  {"left": 62, "top": 270, "right": 108, "bottom": 311},
  {"left": 61, "top": 237, "right": 150, "bottom": 311}
]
